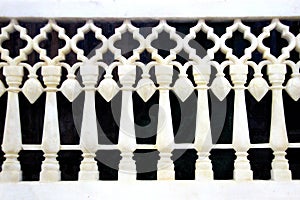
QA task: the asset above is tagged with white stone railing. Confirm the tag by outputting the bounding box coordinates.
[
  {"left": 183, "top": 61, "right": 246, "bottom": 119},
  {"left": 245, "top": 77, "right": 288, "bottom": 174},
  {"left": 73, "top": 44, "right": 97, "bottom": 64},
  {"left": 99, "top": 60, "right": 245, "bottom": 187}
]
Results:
[
  {"left": 0, "top": 18, "right": 299, "bottom": 185},
  {"left": 1, "top": 0, "right": 300, "bottom": 197}
]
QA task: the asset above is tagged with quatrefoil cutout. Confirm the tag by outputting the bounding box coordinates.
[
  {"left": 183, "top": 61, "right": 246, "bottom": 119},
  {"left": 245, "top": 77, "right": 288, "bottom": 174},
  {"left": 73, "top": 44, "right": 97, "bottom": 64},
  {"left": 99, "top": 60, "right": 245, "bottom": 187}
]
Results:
[
  {"left": 0, "top": 19, "right": 32, "bottom": 65},
  {"left": 183, "top": 20, "right": 220, "bottom": 63},
  {"left": 220, "top": 19, "right": 257, "bottom": 64},
  {"left": 71, "top": 20, "right": 107, "bottom": 62},
  {"left": 33, "top": 20, "right": 70, "bottom": 64},
  {"left": 257, "top": 19, "right": 296, "bottom": 63},
  {"left": 108, "top": 20, "right": 145, "bottom": 64},
  {"left": 145, "top": 20, "right": 183, "bottom": 63}
]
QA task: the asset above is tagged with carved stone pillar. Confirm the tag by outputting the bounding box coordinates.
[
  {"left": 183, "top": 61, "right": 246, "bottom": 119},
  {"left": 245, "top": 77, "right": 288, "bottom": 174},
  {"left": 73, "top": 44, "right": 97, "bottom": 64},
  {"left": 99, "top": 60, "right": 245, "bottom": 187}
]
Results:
[
  {"left": 0, "top": 66, "right": 23, "bottom": 182},
  {"left": 79, "top": 63, "right": 99, "bottom": 181},
  {"left": 118, "top": 64, "right": 137, "bottom": 181},
  {"left": 40, "top": 65, "right": 61, "bottom": 182},
  {"left": 155, "top": 64, "right": 175, "bottom": 180},
  {"left": 230, "top": 64, "right": 253, "bottom": 181},
  {"left": 268, "top": 63, "right": 291, "bottom": 181},
  {"left": 193, "top": 64, "right": 213, "bottom": 180}
]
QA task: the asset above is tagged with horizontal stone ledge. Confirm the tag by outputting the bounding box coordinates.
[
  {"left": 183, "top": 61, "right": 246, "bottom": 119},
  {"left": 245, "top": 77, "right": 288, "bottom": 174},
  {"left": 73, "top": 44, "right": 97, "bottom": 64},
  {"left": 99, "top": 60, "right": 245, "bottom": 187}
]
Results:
[
  {"left": 1, "top": 181, "right": 300, "bottom": 200},
  {"left": 0, "top": 0, "right": 299, "bottom": 20}
]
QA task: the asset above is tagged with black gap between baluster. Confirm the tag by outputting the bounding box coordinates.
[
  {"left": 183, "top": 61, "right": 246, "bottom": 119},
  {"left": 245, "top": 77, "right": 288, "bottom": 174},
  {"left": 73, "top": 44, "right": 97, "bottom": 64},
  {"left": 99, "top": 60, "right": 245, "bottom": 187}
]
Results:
[
  {"left": 57, "top": 92, "right": 80, "bottom": 145},
  {"left": 210, "top": 149, "right": 236, "bottom": 180},
  {"left": 170, "top": 91, "right": 181, "bottom": 139},
  {"left": 95, "top": 92, "right": 120, "bottom": 145},
  {"left": 134, "top": 149, "right": 159, "bottom": 180},
  {"left": 133, "top": 91, "right": 158, "bottom": 145},
  {"left": 96, "top": 150, "right": 121, "bottom": 180},
  {"left": 0, "top": 92, "right": 7, "bottom": 172},
  {"left": 248, "top": 148, "right": 273, "bottom": 180},
  {"left": 173, "top": 149, "right": 197, "bottom": 180},
  {"left": 58, "top": 150, "right": 82, "bottom": 181},
  {"left": 287, "top": 148, "right": 300, "bottom": 180},
  {"left": 246, "top": 90, "right": 272, "bottom": 144},
  {"left": 20, "top": 92, "right": 45, "bottom": 144},
  {"left": 19, "top": 150, "right": 43, "bottom": 181},
  {"left": 172, "top": 91, "right": 197, "bottom": 144},
  {"left": 284, "top": 91, "right": 300, "bottom": 143},
  {"left": 213, "top": 91, "right": 234, "bottom": 144}
]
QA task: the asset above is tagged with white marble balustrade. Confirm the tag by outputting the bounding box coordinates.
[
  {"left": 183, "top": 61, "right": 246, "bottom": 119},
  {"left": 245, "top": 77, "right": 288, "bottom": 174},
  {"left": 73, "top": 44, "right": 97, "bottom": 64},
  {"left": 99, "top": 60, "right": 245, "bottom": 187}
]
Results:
[{"left": 0, "top": 18, "right": 299, "bottom": 183}]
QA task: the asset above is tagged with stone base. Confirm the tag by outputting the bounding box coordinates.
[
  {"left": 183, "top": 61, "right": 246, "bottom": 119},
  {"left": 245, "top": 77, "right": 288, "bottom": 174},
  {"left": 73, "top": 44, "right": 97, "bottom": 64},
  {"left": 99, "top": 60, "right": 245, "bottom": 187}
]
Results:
[
  {"left": 118, "top": 156, "right": 136, "bottom": 181},
  {"left": 0, "top": 170, "right": 21, "bottom": 182},
  {"left": 118, "top": 172, "right": 136, "bottom": 181},
  {"left": 195, "top": 170, "right": 213, "bottom": 181},
  {"left": 234, "top": 169, "right": 253, "bottom": 181},
  {"left": 157, "top": 170, "right": 175, "bottom": 180},
  {"left": 271, "top": 169, "right": 292, "bottom": 181},
  {"left": 40, "top": 170, "right": 61, "bottom": 182},
  {"left": 2, "top": 180, "right": 300, "bottom": 199},
  {"left": 78, "top": 171, "right": 99, "bottom": 181}
]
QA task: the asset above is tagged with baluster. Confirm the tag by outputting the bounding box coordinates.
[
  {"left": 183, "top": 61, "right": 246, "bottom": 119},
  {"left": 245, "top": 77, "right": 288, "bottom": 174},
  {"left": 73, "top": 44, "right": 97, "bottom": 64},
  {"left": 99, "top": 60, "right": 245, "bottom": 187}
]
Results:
[
  {"left": 155, "top": 64, "right": 175, "bottom": 180},
  {"left": 268, "top": 63, "right": 291, "bottom": 181},
  {"left": 32, "top": 19, "right": 70, "bottom": 181},
  {"left": 230, "top": 64, "right": 253, "bottom": 181},
  {"left": 144, "top": 20, "right": 182, "bottom": 180},
  {"left": 40, "top": 65, "right": 61, "bottom": 182},
  {"left": 79, "top": 63, "right": 99, "bottom": 180},
  {"left": 219, "top": 19, "right": 256, "bottom": 181},
  {"left": 0, "top": 19, "right": 32, "bottom": 182},
  {"left": 118, "top": 64, "right": 137, "bottom": 181},
  {"left": 107, "top": 20, "right": 144, "bottom": 180},
  {"left": 257, "top": 18, "right": 294, "bottom": 181},
  {"left": 0, "top": 66, "right": 23, "bottom": 182},
  {"left": 193, "top": 64, "right": 213, "bottom": 180}
]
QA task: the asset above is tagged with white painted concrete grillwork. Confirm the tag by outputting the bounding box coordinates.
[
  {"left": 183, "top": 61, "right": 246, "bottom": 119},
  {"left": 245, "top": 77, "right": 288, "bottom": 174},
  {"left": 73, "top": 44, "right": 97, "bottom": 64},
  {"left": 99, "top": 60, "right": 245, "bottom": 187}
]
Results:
[{"left": 0, "top": 0, "right": 300, "bottom": 198}]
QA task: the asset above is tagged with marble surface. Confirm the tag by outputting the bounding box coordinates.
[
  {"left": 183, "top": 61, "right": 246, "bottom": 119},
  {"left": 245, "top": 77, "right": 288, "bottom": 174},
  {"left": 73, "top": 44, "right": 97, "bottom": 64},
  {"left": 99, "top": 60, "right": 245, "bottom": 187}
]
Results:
[
  {"left": 0, "top": 0, "right": 299, "bottom": 19},
  {"left": 1, "top": 181, "right": 300, "bottom": 200}
]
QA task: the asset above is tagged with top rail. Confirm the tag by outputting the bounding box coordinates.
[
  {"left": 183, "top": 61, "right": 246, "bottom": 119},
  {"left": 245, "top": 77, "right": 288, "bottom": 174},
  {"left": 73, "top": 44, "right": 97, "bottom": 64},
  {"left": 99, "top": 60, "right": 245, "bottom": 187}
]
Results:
[{"left": 0, "top": 0, "right": 299, "bottom": 20}]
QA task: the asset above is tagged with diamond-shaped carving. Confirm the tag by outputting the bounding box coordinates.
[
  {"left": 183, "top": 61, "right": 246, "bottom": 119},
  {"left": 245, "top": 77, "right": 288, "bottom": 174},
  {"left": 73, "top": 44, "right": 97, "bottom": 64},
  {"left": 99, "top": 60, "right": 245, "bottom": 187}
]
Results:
[
  {"left": 136, "top": 78, "right": 156, "bottom": 102},
  {"left": 210, "top": 76, "right": 232, "bottom": 101},
  {"left": 248, "top": 77, "right": 269, "bottom": 102},
  {"left": 60, "top": 78, "right": 82, "bottom": 102},
  {"left": 173, "top": 77, "right": 194, "bottom": 102},
  {"left": 0, "top": 80, "right": 6, "bottom": 97},
  {"left": 97, "top": 78, "right": 119, "bottom": 102},
  {"left": 285, "top": 76, "right": 300, "bottom": 101},
  {"left": 22, "top": 78, "right": 44, "bottom": 104}
]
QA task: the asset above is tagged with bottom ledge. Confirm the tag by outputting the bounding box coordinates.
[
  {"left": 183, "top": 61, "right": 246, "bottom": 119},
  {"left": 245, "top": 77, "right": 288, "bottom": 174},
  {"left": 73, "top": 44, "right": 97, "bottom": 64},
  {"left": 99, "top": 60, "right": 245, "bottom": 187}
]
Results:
[{"left": 1, "top": 180, "right": 300, "bottom": 200}]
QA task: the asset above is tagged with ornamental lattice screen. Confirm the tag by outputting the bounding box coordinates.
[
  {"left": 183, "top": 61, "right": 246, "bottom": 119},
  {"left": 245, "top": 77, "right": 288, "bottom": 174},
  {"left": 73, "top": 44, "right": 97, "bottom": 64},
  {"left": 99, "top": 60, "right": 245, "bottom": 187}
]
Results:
[{"left": 0, "top": 18, "right": 299, "bottom": 183}]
